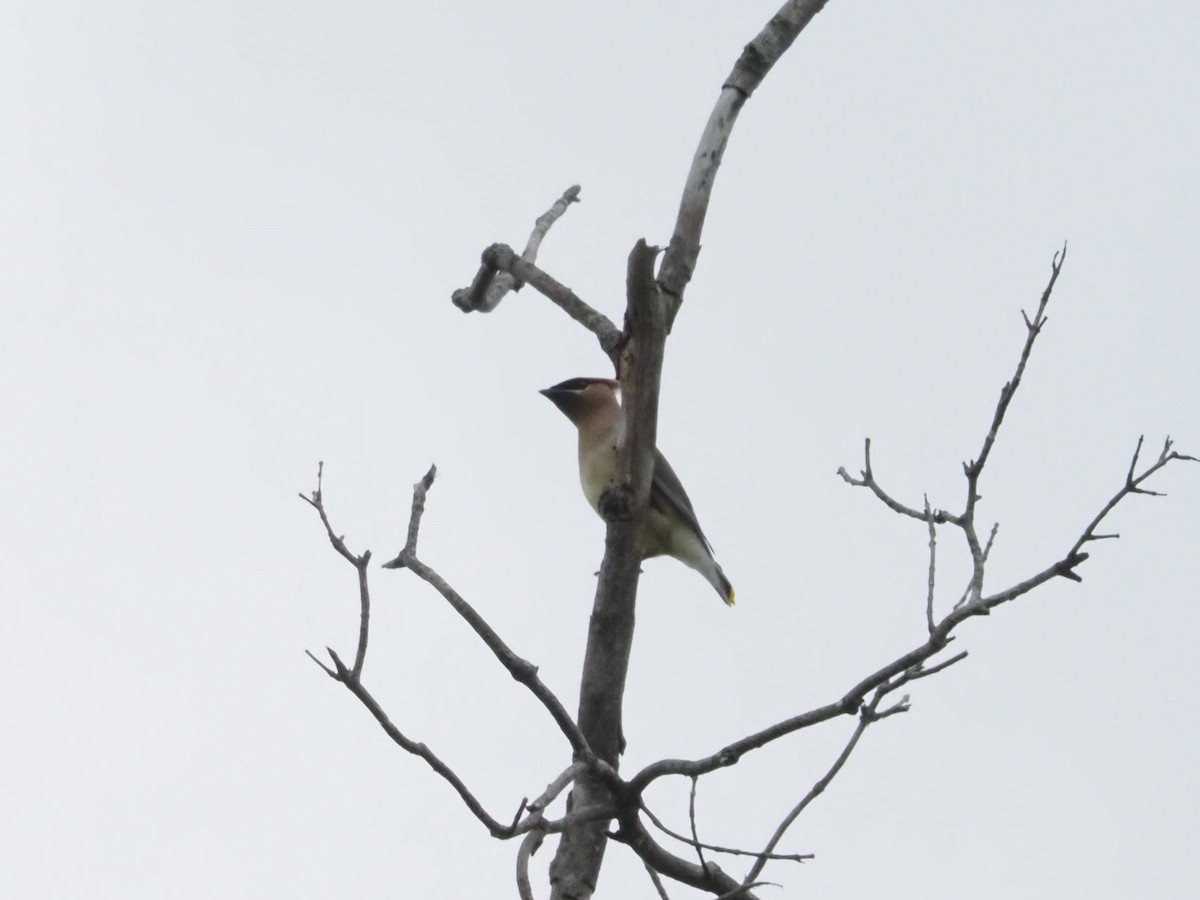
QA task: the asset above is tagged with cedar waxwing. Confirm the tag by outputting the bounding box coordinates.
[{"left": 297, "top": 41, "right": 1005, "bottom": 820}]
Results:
[{"left": 540, "top": 377, "right": 735, "bottom": 606}]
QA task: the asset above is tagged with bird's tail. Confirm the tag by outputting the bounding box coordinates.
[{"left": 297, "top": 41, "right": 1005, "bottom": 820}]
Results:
[{"left": 713, "top": 565, "right": 735, "bottom": 607}]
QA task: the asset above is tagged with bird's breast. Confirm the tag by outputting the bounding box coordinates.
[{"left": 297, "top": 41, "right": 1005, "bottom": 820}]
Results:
[{"left": 577, "top": 439, "right": 617, "bottom": 514}]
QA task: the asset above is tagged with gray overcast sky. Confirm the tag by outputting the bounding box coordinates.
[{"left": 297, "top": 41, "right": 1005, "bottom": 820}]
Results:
[{"left": 3, "top": 1, "right": 1198, "bottom": 898}]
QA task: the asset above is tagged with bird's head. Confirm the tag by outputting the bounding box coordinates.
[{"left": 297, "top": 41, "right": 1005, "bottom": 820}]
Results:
[{"left": 539, "top": 377, "right": 620, "bottom": 426}]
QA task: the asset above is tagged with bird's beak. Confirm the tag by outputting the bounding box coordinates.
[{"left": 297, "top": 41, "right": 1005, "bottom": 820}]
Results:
[{"left": 540, "top": 385, "right": 574, "bottom": 417}]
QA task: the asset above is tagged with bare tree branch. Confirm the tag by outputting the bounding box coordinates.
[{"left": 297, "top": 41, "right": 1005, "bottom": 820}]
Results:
[
  {"left": 640, "top": 804, "right": 812, "bottom": 865},
  {"left": 517, "top": 830, "right": 546, "bottom": 900},
  {"left": 644, "top": 861, "right": 673, "bottom": 900},
  {"left": 454, "top": 184, "right": 582, "bottom": 314},
  {"left": 743, "top": 693, "right": 880, "bottom": 885},
  {"left": 458, "top": 243, "right": 623, "bottom": 357},
  {"left": 306, "top": 0, "right": 1200, "bottom": 889},
  {"left": 315, "top": 644, "right": 517, "bottom": 837},
  {"left": 965, "top": 245, "right": 1067, "bottom": 501},
  {"left": 688, "top": 776, "right": 706, "bottom": 871},
  {"left": 299, "top": 462, "right": 372, "bottom": 678},
  {"left": 381, "top": 463, "right": 437, "bottom": 567},
  {"left": 658, "top": 0, "right": 833, "bottom": 327},
  {"left": 550, "top": 239, "right": 669, "bottom": 900},
  {"left": 381, "top": 466, "right": 600, "bottom": 767},
  {"left": 301, "top": 467, "right": 614, "bottom": 844},
  {"left": 980, "top": 436, "right": 1198, "bottom": 603},
  {"left": 837, "top": 439, "right": 959, "bottom": 526},
  {"left": 924, "top": 495, "right": 937, "bottom": 634},
  {"left": 1068, "top": 436, "right": 1198, "bottom": 553},
  {"left": 621, "top": 817, "right": 762, "bottom": 900},
  {"left": 955, "top": 243, "right": 1069, "bottom": 607},
  {"left": 528, "top": 765, "right": 581, "bottom": 818},
  {"left": 633, "top": 407, "right": 1191, "bottom": 803},
  {"left": 628, "top": 699, "right": 852, "bottom": 792}
]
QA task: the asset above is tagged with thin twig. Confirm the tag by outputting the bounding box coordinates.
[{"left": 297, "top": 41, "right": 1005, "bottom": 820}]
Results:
[
  {"left": 905, "top": 651, "right": 970, "bottom": 683},
  {"left": 456, "top": 243, "right": 622, "bottom": 357},
  {"left": 628, "top": 636, "right": 977, "bottom": 793},
  {"left": 622, "top": 817, "right": 762, "bottom": 900},
  {"left": 980, "top": 436, "right": 1198, "bottom": 602},
  {"left": 924, "top": 495, "right": 937, "bottom": 634},
  {"left": 837, "top": 439, "right": 960, "bottom": 526},
  {"left": 644, "top": 861, "right": 673, "bottom": 900},
  {"left": 965, "top": 245, "right": 1067, "bottom": 497},
  {"left": 382, "top": 464, "right": 437, "bottom": 569},
  {"left": 688, "top": 776, "right": 706, "bottom": 870},
  {"left": 640, "top": 804, "right": 812, "bottom": 864},
  {"left": 743, "top": 691, "right": 884, "bottom": 885},
  {"left": 1068, "top": 436, "right": 1198, "bottom": 558},
  {"left": 382, "top": 466, "right": 600, "bottom": 768},
  {"left": 318, "top": 647, "right": 516, "bottom": 837},
  {"left": 299, "top": 462, "right": 372, "bottom": 678},
  {"left": 405, "top": 556, "right": 596, "bottom": 762},
  {"left": 453, "top": 184, "right": 581, "bottom": 314},
  {"left": 957, "top": 245, "right": 1068, "bottom": 609},
  {"left": 839, "top": 246, "right": 1069, "bottom": 618}
]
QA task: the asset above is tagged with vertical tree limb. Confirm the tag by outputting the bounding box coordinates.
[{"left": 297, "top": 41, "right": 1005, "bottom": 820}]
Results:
[{"left": 549, "top": 240, "right": 668, "bottom": 900}]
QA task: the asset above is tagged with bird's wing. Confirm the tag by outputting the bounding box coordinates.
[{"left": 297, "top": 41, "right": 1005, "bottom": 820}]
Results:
[{"left": 651, "top": 449, "right": 713, "bottom": 553}]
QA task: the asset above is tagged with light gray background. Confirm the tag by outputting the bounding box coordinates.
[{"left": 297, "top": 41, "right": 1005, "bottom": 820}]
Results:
[{"left": 3, "top": 1, "right": 1197, "bottom": 898}]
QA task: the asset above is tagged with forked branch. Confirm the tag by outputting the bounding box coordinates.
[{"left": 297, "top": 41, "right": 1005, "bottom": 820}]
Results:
[
  {"left": 627, "top": 244, "right": 1192, "bottom": 893},
  {"left": 381, "top": 465, "right": 599, "bottom": 767},
  {"left": 301, "top": 464, "right": 614, "bottom": 841},
  {"left": 453, "top": 184, "right": 582, "bottom": 314}
]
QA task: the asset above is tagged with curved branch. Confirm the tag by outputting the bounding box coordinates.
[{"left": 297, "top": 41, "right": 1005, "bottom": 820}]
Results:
[
  {"left": 460, "top": 243, "right": 623, "bottom": 358},
  {"left": 517, "top": 830, "right": 545, "bottom": 900},
  {"left": 658, "top": 0, "right": 832, "bottom": 326},
  {"left": 454, "top": 184, "right": 581, "bottom": 314},
  {"left": 837, "top": 438, "right": 960, "bottom": 525},
  {"left": 621, "top": 817, "right": 762, "bottom": 900}
]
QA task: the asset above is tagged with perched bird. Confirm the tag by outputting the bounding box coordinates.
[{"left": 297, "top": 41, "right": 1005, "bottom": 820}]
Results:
[{"left": 540, "top": 377, "right": 735, "bottom": 606}]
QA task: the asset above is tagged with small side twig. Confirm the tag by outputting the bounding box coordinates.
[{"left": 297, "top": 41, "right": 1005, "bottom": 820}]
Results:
[
  {"left": 980, "top": 435, "right": 1198, "bottom": 603},
  {"left": 455, "top": 243, "right": 622, "bottom": 357},
  {"left": 453, "top": 184, "right": 581, "bottom": 314},
  {"left": 381, "top": 464, "right": 438, "bottom": 570},
  {"left": 623, "top": 817, "right": 762, "bottom": 900},
  {"left": 964, "top": 244, "right": 1066, "bottom": 502},
  {"left": 299, "top": 462, "right": 371, "bottom": 679},
  {"left": 837, "top": 439, "right": 960, "bottom": 526},
  {"left": 382, "top": 466, "right": 601, "bottom": 770},
  {"left": 688, "top": 776, "right": 706, "bottom": 871},
  {"left": 644, "top": 861, "right": 673, "bottom": 900},
  {"left": 924, "top": 495, "right": 937, "bottom": 634},
  {"left": 1070, "top": 436, "right": 1198, "bottom": 555},
  {"left": 742, "top": 690, "right": 885, "bottom": 885},
  {"left": 640, "top": 804, "right": 812, "bottom": 864},
  {"left": 312, "top": 646, "right": 516, "bottom": 838}
]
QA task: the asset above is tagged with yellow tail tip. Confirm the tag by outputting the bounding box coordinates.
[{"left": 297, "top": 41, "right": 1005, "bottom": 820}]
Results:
[{"left": 725, "top": 587, "right": 736, "bottom": 607}]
